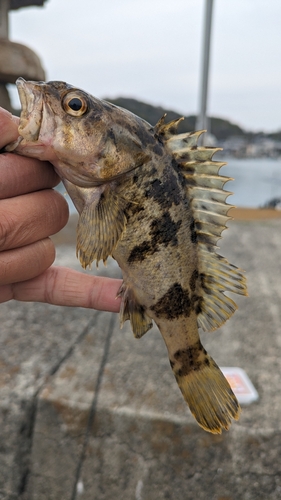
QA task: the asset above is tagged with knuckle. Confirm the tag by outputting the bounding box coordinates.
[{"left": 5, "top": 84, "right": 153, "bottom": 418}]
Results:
[
  {"left": 45, "top": 190, "right": 69, "bottom": 229},
  {"left": 0, "top": 212, "right": 13, "bottom": 250},
  {"left": 44, "top": 264, "right": 59, "bottom": 304}
]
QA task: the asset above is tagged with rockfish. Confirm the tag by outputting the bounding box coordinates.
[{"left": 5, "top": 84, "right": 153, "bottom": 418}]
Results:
[{"left": 7, "top": 78, "right": 247, "bottom": 434}]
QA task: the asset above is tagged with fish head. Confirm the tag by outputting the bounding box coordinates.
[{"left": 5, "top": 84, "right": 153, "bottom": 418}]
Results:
[{"left": 11, "top": 78, "right": 153, "bottom": 187}]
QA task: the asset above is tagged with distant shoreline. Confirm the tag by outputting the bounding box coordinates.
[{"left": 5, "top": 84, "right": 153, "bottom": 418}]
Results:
[{"left": 229, "top": 207, "right": 281, "bottom": 221}]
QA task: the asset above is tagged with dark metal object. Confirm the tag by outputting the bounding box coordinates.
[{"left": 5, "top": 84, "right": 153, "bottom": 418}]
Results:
[
  {"left": 9, "top": 0, "right": 47, "bottom": 10},
  {"left": 0, "top": 0, "right": 46, "bottom": 110}
]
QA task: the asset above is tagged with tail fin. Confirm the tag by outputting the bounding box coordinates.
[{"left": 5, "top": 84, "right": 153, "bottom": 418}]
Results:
[{"left": 172, "top": 351, "right": 240, "bottom": 434}]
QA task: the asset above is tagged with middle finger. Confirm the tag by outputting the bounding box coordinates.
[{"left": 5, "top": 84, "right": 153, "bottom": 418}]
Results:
[{"left": 0, "top": 189, "right": 69, "bottom": 251}]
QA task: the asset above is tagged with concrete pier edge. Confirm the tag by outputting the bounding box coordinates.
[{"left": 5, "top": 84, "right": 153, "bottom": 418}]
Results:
[{"left": 1, "top": 214, "right": 281, "bottom": 499}]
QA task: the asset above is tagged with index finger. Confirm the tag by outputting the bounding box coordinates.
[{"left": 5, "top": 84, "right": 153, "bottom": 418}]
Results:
[
  {"left": 0, "top": 107, "right": 60, "bottom": 197},
  {"left": 1, "top": 266, "right": 122, "bottom": 312}
]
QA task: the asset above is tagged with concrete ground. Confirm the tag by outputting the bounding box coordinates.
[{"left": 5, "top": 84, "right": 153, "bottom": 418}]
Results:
[{"left": 0, "top": 213, "right": 281, "bottom": 500}]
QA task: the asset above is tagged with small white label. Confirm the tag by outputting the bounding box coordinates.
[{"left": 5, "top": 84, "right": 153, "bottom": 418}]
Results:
[
  {"left": 77, "top": 480, "right": 84, "bottom": 495},
  {"left": 221, "top": 367, "right": 259, "bottom": 405}
]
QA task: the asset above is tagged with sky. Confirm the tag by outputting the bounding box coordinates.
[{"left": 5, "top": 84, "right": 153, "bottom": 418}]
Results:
[{"left": 8, "top": 0, "right": 281, "bottom": 133}]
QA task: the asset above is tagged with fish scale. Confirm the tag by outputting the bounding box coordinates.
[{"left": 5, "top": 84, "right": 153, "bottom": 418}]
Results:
[{"left": 6, "top": 77, "right": 248, "bottom": 434}]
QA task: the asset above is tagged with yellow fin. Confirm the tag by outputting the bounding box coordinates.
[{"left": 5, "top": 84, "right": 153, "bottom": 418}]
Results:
[
  {"left": 154, "top": 114, "right": 184, "bottom": 139},
  {"left": 76, "top": 188, "right": 127, "bottom": 269},
  {"left": 197, "top": 247, "right": 248, "bottom": 331},
  {"left": 174, "top": 353, "right": 240, "bottom": 434},
  {"left": 117, "top": 283, "right": 153, "bottom": 338}
]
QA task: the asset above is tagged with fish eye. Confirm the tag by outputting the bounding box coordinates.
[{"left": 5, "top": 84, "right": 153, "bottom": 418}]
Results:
[
  {"left": 62, "top": 92, "right": 88, "bottom": 116},
  {"left": 69, "top": 98, "right": 83, "bottom": 111}
]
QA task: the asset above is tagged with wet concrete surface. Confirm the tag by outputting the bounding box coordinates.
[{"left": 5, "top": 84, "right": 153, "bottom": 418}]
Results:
[{"left": 1, "top": 214, "right": 281, "bottom": 499}]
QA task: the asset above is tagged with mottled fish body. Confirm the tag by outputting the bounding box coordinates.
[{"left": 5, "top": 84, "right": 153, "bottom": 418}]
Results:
[{"left": 7, "top": 78, "right": 247, "bottom": 433}]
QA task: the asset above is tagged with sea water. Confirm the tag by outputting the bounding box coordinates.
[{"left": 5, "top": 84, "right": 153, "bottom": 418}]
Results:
[
  {"left": 222, "top": 157, "right": 281, "bottom": 208},
  {"left": 58, "top": 157, "right": 281, "bottom": 212}
]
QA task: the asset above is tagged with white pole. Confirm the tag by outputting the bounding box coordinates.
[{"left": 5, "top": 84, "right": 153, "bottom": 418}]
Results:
[{"left": 196, "top": 0, "right": 214, "bottom": 144}]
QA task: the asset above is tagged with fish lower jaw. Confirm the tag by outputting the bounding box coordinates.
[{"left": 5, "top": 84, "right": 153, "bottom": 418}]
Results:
[
  {"left": 14, "top": 139, "right": 57, "bottom": 161},
  {"left": 18, "top": 118, "right": 39, "bottom": 140}
]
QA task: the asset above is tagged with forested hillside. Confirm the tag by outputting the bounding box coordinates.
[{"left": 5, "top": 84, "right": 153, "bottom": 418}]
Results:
[{"left": 105, "top": 96, "right": 245, "bottom": 140}]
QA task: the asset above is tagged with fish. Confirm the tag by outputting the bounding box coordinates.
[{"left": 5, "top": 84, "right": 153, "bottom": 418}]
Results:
[{"left": 7, "top": 77, "right": 248, "bottom": 434}]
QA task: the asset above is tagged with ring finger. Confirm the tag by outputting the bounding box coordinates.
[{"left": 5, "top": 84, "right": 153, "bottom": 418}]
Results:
[{"left": 0, "top": 238, "right": 55, "bottom": 286}]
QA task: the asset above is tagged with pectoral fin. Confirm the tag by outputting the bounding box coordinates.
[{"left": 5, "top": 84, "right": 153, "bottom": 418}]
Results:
[
  {"left": 62, "top": 180, "right": 127, "bottom": 269},
  {"left": 76, "top": 187, "right": 128, "bottom": 268}
]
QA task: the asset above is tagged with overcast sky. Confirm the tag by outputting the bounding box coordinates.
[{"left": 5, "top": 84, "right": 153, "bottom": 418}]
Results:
[{"left": 9, "top": 0, "right": 281, "bottom": 133}]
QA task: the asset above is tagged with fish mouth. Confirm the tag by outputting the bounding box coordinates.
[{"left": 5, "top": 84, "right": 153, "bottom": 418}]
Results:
[{"left": 16, "top": 77, "right": 44, "bottom": 142}]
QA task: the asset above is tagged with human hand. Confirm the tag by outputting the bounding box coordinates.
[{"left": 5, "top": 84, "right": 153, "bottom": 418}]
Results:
[{"left": 0, "top": 107, "right": 121, "bottom": 312}]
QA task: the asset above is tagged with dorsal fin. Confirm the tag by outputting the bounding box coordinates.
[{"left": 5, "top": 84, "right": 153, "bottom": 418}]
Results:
[
  {"left": 154, "top": 114, "right": 185, "bottom": 139},
  {"left": 156, "top": 117, "right": 248, "bottom": 332}
]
